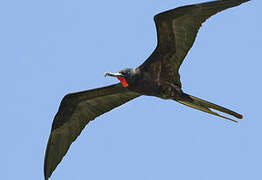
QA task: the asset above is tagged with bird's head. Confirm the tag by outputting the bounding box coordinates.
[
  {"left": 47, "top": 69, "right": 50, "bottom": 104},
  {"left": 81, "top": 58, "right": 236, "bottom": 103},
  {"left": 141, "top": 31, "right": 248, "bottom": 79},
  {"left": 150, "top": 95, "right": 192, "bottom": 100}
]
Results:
[{"left": 104, "top": 68, "right": 137, "bottom": 87}]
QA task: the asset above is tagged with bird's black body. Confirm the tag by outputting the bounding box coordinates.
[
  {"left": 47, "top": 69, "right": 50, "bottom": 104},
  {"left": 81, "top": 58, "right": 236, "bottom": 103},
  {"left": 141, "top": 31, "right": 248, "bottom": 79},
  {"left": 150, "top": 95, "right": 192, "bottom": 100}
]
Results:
[
  {"left": 44, "top": 0, "right": 251, "bottom": 179},
  {"left": 122, "top": 68, "right": 184, "bottom": 99}
]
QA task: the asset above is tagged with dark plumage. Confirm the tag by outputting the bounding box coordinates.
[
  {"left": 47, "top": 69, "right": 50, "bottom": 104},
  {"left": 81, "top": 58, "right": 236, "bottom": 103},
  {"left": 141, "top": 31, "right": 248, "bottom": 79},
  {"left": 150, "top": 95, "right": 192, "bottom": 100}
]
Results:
[{"left": 44, "top": 0, "right": 250, "bottom": 179}]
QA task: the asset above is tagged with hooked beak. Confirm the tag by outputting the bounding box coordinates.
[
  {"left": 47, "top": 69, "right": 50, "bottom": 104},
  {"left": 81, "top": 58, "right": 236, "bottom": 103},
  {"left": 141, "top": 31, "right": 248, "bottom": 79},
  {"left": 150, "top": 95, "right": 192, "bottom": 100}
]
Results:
[
  {"left": 104, "top": 72, "right": 124, "bottom": 78},
  {"left": 104, "top": 72, "right": 129, "bottom": 87}
]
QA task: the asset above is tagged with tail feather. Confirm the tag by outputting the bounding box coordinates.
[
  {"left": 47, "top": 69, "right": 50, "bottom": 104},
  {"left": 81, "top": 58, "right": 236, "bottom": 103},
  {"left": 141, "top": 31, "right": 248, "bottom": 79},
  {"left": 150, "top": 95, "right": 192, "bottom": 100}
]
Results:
[{"left": 176, "top": 94, "right": 243, "bottom": 123}]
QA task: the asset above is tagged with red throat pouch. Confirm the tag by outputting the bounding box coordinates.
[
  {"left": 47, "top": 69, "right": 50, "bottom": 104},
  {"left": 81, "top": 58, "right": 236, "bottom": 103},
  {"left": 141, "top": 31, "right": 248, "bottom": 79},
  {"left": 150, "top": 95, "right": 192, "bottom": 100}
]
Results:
[{"left": 117, "top": 77, "right": 129, "bottom": 87}]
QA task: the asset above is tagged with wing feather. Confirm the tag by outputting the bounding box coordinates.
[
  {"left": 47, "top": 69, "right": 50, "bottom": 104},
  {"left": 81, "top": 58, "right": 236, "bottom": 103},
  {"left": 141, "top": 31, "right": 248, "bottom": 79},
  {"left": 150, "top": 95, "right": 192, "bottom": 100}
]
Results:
[
  {"left": 139, "top": 0, "right": 250, "bottom": 85},
  {"left": 44, "top": 83, "right": 140, "bottom": 179}
]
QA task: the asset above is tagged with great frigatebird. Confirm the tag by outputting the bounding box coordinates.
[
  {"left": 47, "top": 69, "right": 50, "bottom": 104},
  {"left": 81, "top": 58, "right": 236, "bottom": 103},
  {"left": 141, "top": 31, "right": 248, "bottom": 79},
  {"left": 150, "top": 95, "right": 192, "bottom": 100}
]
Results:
[{"left": 44, "top": 0, "right": 250, "bottom": 179}]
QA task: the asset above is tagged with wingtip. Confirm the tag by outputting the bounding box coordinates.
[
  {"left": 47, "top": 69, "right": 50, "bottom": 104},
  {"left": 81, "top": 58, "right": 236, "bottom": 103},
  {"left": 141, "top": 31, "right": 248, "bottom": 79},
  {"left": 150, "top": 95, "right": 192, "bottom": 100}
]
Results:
[{"left": 44, "top": 170, "right": 49, "bottom": 180}]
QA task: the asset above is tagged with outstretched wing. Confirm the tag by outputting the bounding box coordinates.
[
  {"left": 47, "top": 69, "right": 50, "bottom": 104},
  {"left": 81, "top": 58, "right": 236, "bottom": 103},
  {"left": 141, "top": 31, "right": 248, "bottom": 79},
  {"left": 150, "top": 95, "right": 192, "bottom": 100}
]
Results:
[
  {"left": 139, "top": 0, "right": 250, "bottom": 86},
  {"left": 44, "top": 83, "right": 140, "bottom": 179}
]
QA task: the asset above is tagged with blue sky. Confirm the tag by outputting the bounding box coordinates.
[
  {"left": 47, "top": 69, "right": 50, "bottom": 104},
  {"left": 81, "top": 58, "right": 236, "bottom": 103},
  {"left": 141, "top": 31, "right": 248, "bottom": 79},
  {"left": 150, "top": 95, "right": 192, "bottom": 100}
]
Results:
[{"left": 1, "top": 0, "right": 261, "bottom": 179}]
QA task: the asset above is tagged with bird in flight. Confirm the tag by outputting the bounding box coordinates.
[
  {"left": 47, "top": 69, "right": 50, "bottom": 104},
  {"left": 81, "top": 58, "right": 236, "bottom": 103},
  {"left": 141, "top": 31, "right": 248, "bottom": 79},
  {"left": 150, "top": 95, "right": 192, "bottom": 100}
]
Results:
[{"left": 44, "top": 0, "right": 251, "bottom": 179}]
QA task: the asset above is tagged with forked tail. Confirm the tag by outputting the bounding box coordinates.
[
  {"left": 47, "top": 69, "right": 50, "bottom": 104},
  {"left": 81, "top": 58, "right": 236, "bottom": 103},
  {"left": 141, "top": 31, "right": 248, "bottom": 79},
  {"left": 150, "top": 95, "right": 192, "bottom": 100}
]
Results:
[{"left": 176, "top": 93, "right": 243, "bottom": 123}]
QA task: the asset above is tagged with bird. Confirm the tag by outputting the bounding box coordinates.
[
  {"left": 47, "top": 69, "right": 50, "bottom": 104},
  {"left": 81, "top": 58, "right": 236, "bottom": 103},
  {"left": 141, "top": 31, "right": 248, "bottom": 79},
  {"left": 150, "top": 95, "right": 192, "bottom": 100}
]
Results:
[{"left": 44, "top": 0, "right": 251, "bottom": 179}]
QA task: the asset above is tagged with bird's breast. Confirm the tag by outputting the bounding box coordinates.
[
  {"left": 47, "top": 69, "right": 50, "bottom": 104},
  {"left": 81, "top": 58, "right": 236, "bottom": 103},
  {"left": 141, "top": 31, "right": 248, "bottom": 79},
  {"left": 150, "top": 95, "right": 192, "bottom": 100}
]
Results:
[{"left": 128, "top": 78, "right": 182, "bottom": 100}]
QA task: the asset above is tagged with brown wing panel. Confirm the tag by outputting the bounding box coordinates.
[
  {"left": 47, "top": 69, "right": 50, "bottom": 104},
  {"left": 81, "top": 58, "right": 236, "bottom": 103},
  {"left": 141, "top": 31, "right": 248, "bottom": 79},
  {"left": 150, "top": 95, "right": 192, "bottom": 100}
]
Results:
[
  {"left": 139, "top": 0, "right": 250, "bottom": 85},
  {"left": 44, "top": 83, "right": 140, "bottom": 179}
]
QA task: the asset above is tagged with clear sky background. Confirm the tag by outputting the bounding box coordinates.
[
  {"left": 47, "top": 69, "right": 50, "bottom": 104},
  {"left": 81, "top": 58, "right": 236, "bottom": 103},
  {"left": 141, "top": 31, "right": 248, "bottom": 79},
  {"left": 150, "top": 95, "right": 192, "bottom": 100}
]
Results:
[{"left": 1, "top": 0, "right": 261, "bottom": 179}]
